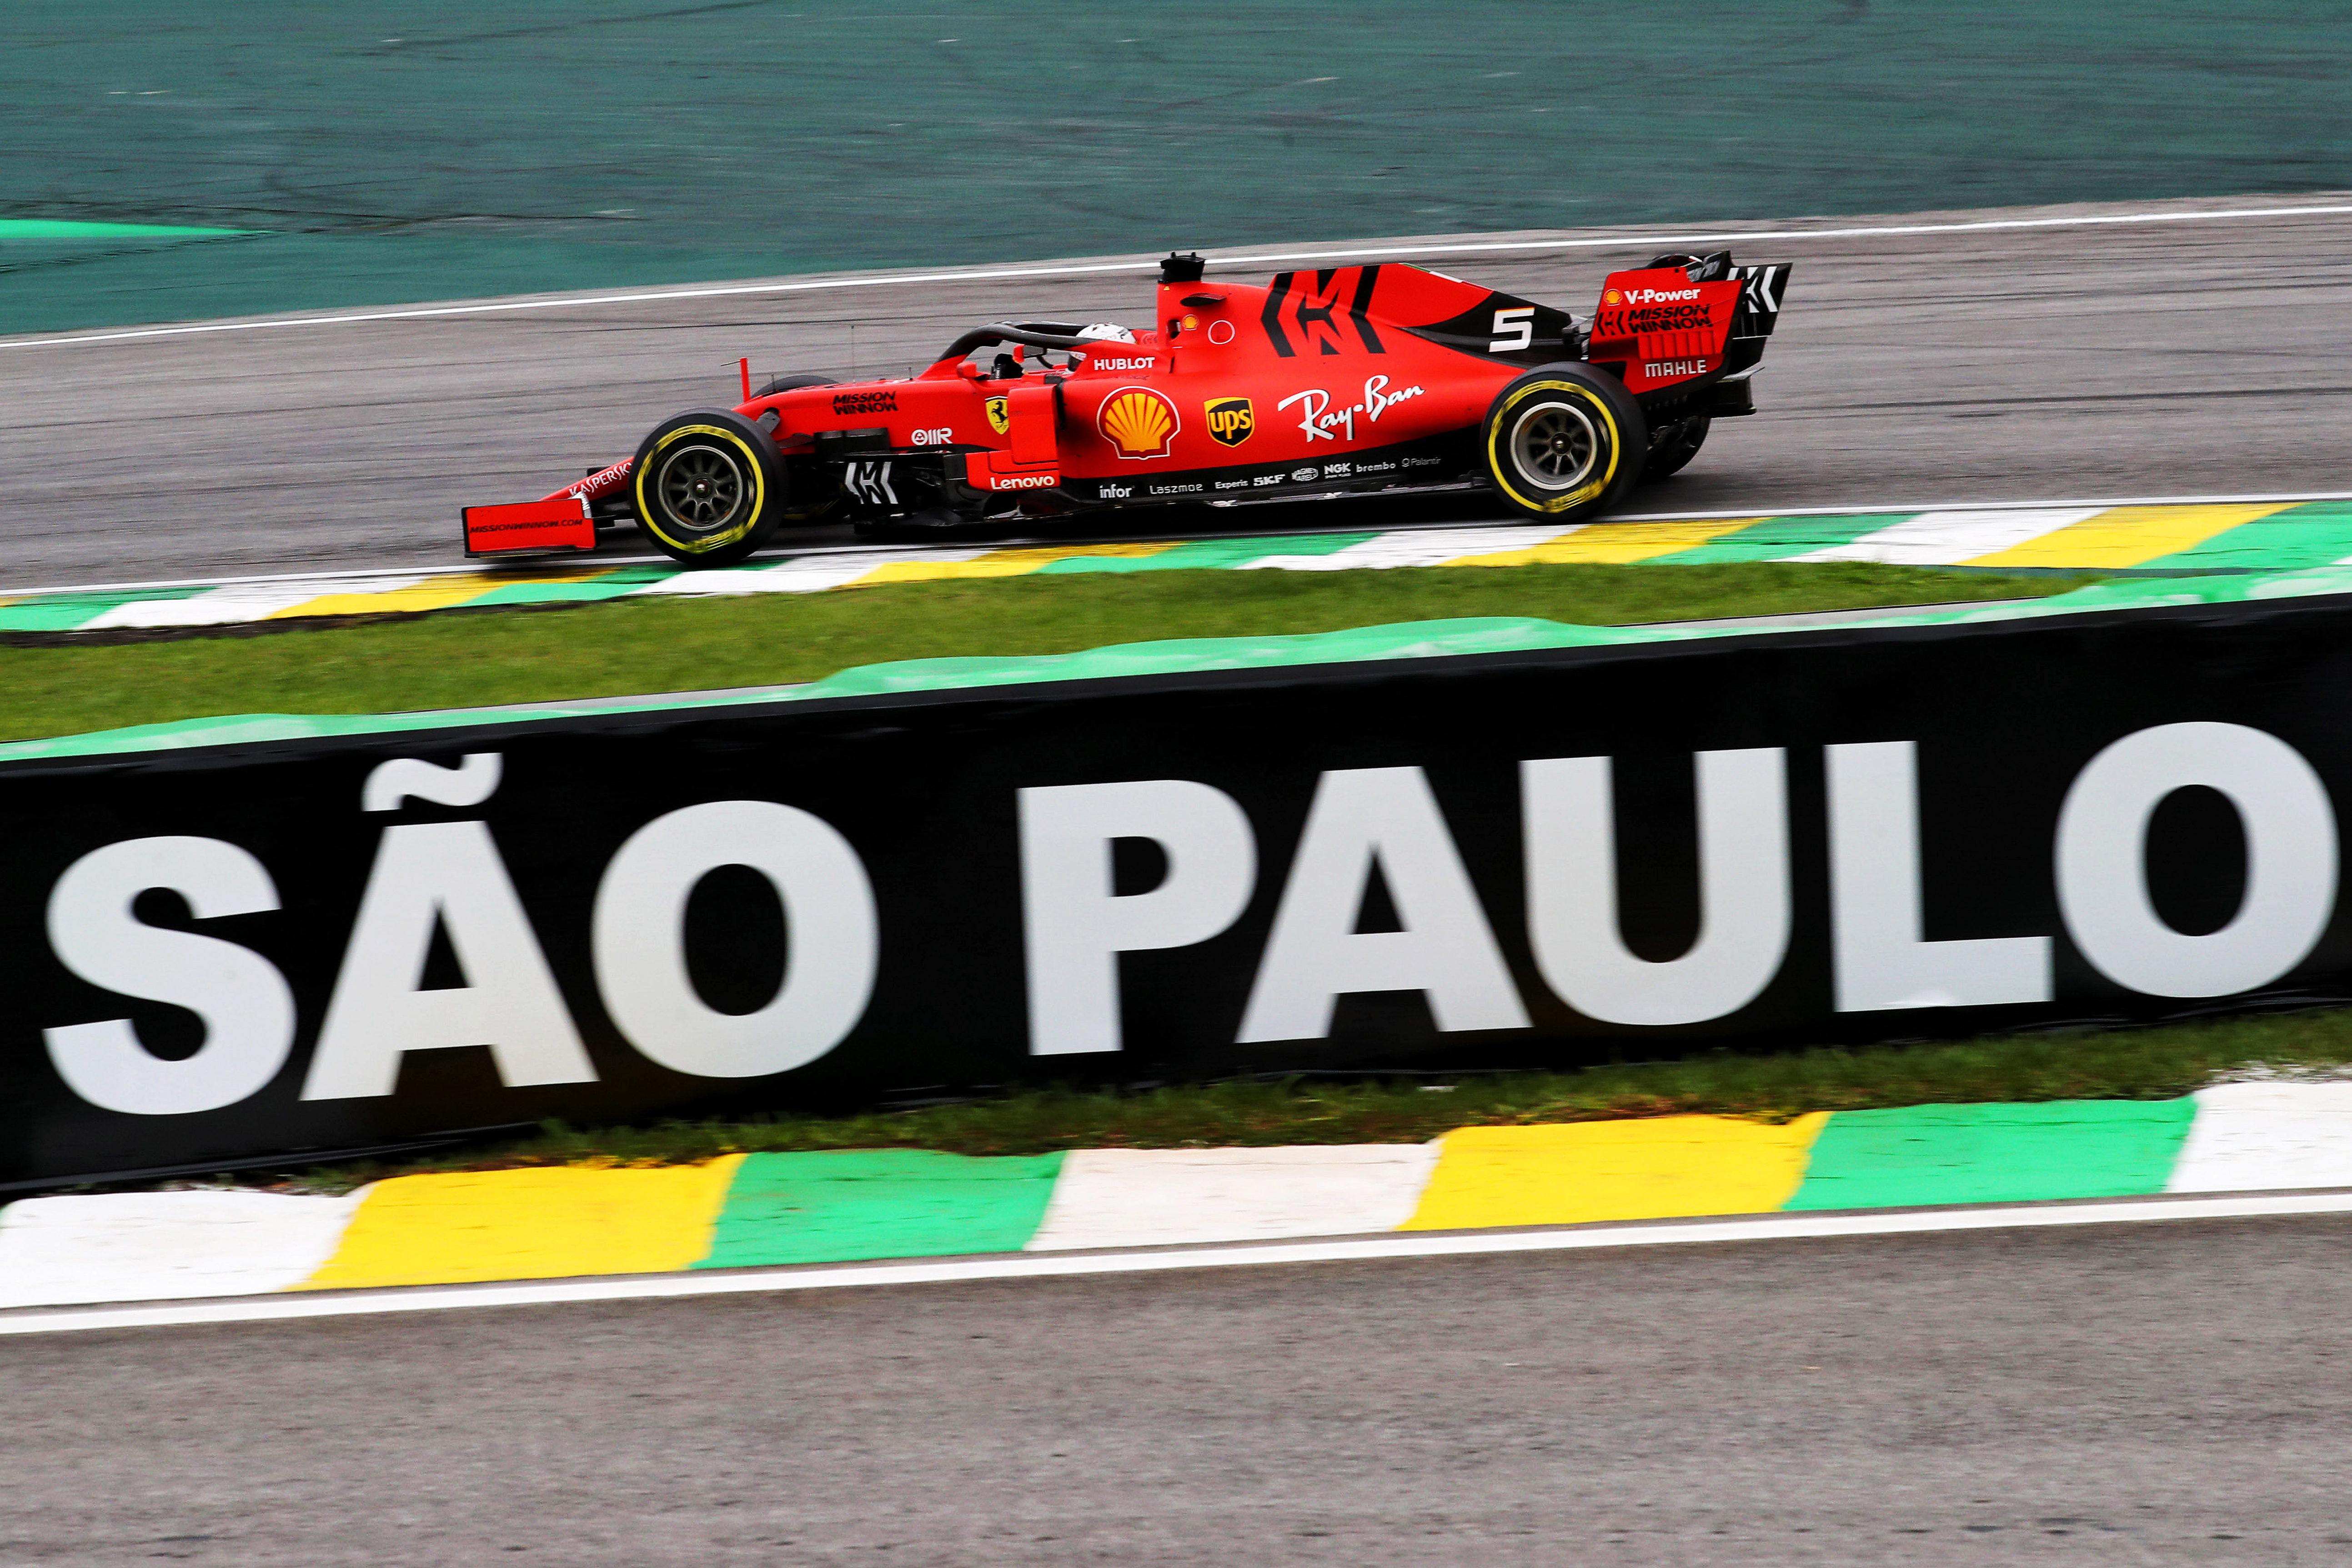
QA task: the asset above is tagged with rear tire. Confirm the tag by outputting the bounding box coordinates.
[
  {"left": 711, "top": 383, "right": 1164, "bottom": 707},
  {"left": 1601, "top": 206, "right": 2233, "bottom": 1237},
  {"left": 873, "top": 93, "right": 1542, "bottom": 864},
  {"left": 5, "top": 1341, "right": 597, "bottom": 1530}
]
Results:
[
  {"left": 1641, "top": 415, "right": 1710, "bottom": 482},
  {"left": 1479, "top": 365, "right": 1645, "bottom": 521},
  {"left": 630, "top": 410, "right": 787, "bottom": 567}
]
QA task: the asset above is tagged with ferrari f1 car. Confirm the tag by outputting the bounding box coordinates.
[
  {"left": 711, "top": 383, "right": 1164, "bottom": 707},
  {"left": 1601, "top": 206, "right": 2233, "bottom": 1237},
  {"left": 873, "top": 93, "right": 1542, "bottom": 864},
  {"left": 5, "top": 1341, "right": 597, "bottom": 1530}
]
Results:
[{"left": 463, "top": 250, "right": 1791, "bottom": 566}]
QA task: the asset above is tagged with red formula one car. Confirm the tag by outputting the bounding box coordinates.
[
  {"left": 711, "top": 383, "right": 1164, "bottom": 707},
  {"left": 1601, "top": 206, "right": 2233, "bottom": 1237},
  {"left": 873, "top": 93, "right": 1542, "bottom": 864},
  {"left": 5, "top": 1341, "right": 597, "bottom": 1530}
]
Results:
[{"left": 464, "top": 250, "right": 1790, "bottom": 566}]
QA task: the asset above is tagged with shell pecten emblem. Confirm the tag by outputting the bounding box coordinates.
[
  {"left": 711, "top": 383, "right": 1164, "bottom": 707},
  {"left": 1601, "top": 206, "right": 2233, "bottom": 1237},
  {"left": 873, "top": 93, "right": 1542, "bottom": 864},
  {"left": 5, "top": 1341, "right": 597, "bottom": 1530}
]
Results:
[{"left": 1097, "top": 386, "right": 1180, "bottom": 459}]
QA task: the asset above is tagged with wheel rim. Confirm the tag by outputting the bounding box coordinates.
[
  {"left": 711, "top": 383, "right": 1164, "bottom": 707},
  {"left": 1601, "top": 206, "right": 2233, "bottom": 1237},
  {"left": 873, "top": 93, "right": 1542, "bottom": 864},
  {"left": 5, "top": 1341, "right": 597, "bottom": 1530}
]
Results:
[
  {"left": 1507, "top": 400, "right": 1601, "bottom": 492},
  {"left": 655, "top": 442, "right": 749, "bottom": 535}
]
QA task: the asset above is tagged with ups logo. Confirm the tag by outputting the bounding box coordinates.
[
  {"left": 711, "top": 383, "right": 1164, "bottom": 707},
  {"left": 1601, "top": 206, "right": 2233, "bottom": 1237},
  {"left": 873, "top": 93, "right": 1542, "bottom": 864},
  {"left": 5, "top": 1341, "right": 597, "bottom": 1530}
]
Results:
[{"left": 1204, "top": 396, "right": 1254, "bottom": 447}]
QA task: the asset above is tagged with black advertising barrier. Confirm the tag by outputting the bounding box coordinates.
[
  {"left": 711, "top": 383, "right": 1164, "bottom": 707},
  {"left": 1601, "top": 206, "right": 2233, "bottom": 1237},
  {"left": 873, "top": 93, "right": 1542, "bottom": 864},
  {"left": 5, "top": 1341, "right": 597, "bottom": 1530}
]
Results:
[{"left": 8, "top": 587, "right": 2352, "bottom": 1186}]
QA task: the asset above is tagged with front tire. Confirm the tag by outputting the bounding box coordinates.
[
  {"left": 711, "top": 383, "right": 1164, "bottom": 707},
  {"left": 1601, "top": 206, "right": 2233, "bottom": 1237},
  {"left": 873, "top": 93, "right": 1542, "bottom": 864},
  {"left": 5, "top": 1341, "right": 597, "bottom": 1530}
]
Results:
[
  {"left": 631, "top": 410, "right": 787, "bottom": 566},
  {"left": 1479, "top": 365, "right": 1645, "bottom": 521}
]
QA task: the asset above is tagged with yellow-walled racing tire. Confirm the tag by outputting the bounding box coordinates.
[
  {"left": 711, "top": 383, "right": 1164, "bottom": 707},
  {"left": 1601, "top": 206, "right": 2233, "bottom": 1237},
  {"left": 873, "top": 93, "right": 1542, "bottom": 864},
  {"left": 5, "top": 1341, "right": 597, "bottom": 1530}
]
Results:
[
  {"left": 1479, "top": 365, "right": 1647, "bottom": 522},
  {"left": 631, "top": 409, "right": 788, "bottom": 567}
]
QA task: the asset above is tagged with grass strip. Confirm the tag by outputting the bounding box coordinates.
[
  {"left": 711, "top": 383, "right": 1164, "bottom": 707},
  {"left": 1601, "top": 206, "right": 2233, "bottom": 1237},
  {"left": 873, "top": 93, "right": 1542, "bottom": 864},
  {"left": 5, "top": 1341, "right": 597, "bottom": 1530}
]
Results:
[
  {"left": 262, "top": 1007, "right": 2352, "bottom": 1194},
  {"left": 0, "top": 561, "right": 2087, "bottom": 741}
]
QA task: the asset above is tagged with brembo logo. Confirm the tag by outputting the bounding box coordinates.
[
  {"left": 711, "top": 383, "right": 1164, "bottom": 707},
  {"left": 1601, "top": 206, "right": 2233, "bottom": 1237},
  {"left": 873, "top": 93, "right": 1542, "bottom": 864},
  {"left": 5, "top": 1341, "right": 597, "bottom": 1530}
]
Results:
[{"left": 1623, "top": 286, "right": 1701, "bottom": 304}]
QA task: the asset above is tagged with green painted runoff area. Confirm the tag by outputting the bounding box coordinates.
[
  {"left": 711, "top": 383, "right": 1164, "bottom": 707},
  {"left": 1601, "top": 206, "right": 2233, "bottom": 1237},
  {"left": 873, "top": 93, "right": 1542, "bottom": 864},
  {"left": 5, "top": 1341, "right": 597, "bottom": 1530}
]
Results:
[
  {"left": 2138, "top": 505, "right": 2352, "bottom": 571},
  {"left": 6, "top": 1, "right": 2347, "bottom": 333},
  {"left": 1787, "top": 1099, "right": 2198, "bottom": 1209},
  {"left": 696, "top": 1150, "right": 1065, "bottom": 1267}
]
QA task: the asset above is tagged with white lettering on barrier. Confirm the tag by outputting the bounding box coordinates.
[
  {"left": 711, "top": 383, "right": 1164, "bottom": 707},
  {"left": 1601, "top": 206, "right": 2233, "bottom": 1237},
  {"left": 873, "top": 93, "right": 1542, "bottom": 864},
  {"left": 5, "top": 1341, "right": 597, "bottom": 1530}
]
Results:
[
  {"left": 592, "top": 800, "right": 878, "bottom": 1077},
  {"left": 1237, "top": 767, "right": 1529, "bottom": 1043},
  {"left": 1018, "top": 780, "right": 1258, "bottom": 1056},
  {"left": 32, "top": 723, "right": 2351, "bottom": 1120},
  {"left": 42, "top": 837, "right": 297, "bottom": 1117},
  {"left": 1522, "top": 750, "right": 1791, "bottom": 1027},
  {"left": 362, "top": 753, "right": 502, "bottom": 812},
  {"left": 2056, "top": 721, "right": 2337, "bottom": 997},
  {"left": 1825, "top": 741, "right": 2052, "bottom": 1011},
  {"left": 302, "top": 820, "right": 595, "bottom": 1098}
]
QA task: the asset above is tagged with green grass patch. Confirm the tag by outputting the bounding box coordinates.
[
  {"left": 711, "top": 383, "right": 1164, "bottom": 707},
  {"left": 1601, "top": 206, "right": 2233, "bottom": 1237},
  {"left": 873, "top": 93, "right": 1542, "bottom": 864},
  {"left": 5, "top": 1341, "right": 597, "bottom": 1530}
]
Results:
[
  {"left": 0, "top": 561, "right": 2088, "bottom": 741},
  {"left": 255, "top": 1007, "right": 2352, "bottom": 1193}
]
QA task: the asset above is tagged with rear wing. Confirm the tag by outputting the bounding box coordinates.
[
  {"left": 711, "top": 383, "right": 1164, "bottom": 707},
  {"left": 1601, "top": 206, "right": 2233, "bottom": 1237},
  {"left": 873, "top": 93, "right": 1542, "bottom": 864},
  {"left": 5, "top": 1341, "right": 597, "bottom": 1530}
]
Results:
[
  {"left": 1587, "top": 250, "right": 1792, "bottom": 401},
  {"left": 1729, "top": 262, "right": 1792, "bottom": 340}
]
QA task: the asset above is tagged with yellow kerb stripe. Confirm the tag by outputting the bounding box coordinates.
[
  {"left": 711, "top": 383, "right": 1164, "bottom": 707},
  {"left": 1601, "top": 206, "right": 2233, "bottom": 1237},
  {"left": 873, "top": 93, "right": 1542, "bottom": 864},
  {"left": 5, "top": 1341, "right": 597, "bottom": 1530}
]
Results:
[
  {"left": 851, "top": 541, "right": 1181, "bottom": 586},
  {"left": 1961, "top": 504, "right": 2296, "bottom": 568},
  {"left": 1454, "top": 518, "right": 1770, "bottom": 566},
  {"left": 296, "top": 1157, "right": 745, "bottom": 1290},
  {"left": 1402, "top": 1114, "right": 1829, "bottom": 1230},
  {"left": 264, "top": 575, "right": 568, "bottom": 620}
]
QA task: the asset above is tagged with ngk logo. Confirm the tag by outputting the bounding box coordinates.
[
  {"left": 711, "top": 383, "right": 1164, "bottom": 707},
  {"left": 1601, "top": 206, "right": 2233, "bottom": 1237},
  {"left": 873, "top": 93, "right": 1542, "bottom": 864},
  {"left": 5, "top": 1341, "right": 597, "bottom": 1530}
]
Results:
[{"left": 1624, "top": 286, "right": 1702, "bottom": 304}]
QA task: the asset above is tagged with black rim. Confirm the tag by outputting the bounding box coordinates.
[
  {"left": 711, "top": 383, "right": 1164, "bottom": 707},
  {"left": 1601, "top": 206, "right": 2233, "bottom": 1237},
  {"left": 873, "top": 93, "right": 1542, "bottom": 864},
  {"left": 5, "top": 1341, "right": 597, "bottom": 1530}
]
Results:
[
  {"left": 655, "top": 442, "right": 750, "bottom": 536},
  {"left": 1506, "top": 399, "right": 1601, "bottom": 492}
]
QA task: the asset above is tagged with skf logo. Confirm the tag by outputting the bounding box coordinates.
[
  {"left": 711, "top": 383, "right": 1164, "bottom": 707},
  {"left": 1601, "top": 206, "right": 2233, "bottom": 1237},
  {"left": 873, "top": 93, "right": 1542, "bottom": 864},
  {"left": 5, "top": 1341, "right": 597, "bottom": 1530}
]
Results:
[
  {"left": 984, "top": 396, "right": 1010, "bottom": 436},
  {"left": 1204, "top": 396, "right": 1254, "bottom": 448},
  {"left": 1098, "top": 386, "right": 1180, "bottom": 459},
  {"left": 1603, "top": 288, "right": 1623, "bottom": 306}
]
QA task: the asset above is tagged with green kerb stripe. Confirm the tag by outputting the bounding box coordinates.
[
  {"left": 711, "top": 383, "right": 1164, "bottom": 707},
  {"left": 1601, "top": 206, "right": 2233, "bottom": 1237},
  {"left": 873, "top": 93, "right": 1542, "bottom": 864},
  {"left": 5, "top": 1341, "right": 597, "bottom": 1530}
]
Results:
[
  {"left": 1786, "top": 1099, "right": 2195, "bottom": 1210},
  {"left": 2135, "top": 503, "right": 2352, "bottom": 571},
  {"left": 462, "top": 566, "right": 674, "bottom": 607},
  {"left": 695, "top": 1149, "right": 1065, "bottom": 1267},
  {"left": 1036, "top": 532, "right": 1382, "bottom": 573},
  {"left": 1643, "top": 513, "right": 1921, "bottom": 564},
  {"left": 0, "top": 588, "right": 214, "bottom": 632}
]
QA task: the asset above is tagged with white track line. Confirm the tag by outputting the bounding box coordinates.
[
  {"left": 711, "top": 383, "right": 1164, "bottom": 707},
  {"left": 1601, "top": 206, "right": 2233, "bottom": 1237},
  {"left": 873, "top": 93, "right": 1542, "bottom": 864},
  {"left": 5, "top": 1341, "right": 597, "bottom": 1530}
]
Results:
[
  {"left": 5, "top": 1188, "right": 2349, "bottom": 1338},
  {"left": 6, "top": 202, "right": 2349, "bottom": 351},
  {"left": 8, "top": 490, "right": 2352, "bottom": 602}
]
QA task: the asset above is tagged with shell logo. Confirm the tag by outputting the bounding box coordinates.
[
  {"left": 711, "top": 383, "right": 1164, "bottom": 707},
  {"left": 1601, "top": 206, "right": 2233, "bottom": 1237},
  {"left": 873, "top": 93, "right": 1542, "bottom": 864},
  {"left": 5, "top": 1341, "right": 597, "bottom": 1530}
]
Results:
[
  {"left": 1603, "top": 287, "right": 1623, "bottom": 306},
  {"left": 1097, "top": 386, "right": 1180, "bottom": 459}
]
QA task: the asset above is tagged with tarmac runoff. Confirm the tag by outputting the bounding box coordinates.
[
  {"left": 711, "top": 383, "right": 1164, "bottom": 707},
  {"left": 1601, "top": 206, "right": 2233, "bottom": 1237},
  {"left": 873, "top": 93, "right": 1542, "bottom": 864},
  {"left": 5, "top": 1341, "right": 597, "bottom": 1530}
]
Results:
[
  {"left": 5, "top": 495, "right": 2352, "bottom": 635},
  {"left": 7, "top": 1080, "right": 2352, "bottom": 1331}
]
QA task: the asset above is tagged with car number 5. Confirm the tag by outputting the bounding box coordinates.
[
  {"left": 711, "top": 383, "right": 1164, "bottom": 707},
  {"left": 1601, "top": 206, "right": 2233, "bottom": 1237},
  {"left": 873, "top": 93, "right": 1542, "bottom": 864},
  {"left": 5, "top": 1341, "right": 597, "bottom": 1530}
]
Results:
[{"left": 1489, "top": 306, "right": 1534, "bottom": 353}]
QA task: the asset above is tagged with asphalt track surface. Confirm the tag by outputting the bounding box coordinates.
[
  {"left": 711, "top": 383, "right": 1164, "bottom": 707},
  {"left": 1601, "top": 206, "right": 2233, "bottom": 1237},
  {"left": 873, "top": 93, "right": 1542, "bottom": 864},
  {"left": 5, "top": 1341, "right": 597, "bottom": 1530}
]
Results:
[
  {"left": 9, "top": 203, "right": 2352, "bottom": 1561},
  {"left": 4, "top": 1213, "right": 2350, "bottom": 1565},
  {"left": 4, "top": 193, "right": 2350, "bottom": 591}
]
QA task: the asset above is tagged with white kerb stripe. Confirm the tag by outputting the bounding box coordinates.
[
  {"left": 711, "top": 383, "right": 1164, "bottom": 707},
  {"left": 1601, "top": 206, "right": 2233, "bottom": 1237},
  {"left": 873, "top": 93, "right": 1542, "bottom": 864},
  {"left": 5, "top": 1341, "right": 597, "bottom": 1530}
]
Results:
[
  {"left": 80, "top": 578, "right": 437, "bottom": 629},
  {"left": 1238, "top": 523, "right": 1577, "bottom": 572},
  {"left": 7, "top": 1188, "right": 2352, "bottom": 1338},
  {"left": 0, "top": 1191, "right": 365, "bottom": 1309},
  {"left": 2169, "top": 1082, "right": 2352, "bottom": 1193},
  {"left": 623, "top": 547, "right": 993, "bottom": 595},
  {"left": 1780, "top": 508, "right": 2105, "bottom": 565},
  {"left": 1026, "top": 1143, "right": 1442, "bottom": 1251}
]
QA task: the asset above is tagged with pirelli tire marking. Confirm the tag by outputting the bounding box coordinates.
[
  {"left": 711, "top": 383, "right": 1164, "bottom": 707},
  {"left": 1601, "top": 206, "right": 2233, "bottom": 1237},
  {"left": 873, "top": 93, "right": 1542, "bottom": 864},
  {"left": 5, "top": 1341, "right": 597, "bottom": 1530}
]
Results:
[
  {"left": 634, "top": 423, "right": 770, "bottom": 555},
  {"left": 1485, "top": 378, "right": 1623, "bottom": 515}
]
